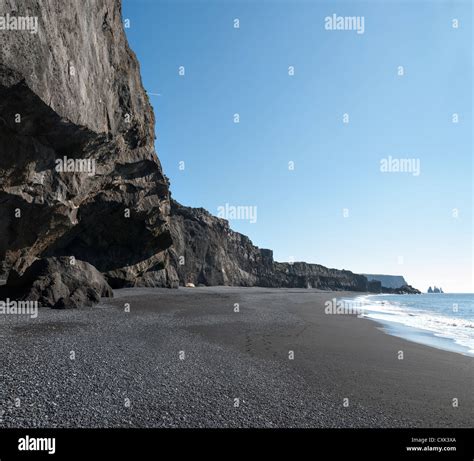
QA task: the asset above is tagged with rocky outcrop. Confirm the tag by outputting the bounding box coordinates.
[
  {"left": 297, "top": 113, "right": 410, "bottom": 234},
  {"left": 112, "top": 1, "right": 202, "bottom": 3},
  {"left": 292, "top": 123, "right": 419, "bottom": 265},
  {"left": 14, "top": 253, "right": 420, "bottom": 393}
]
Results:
[
  {"left": 0, "top": 0, "right": 420, "bottom": 305},
  {"left": 0, "top": 0, "right": 173, "bottom": 289},
  {"left": 168, "top": 200, "right": 267, "bottom": 287},
  {"left": 362, "top": 275, "right": 420, "bottom": 294},
  {"left": 393, "top": 285, "right": 421, "bottom": 294},
  {"left": 168, "top": 200, "right": 384, "bottom": 292},
  {"left": 1, "top": 257, "right": 113, "bottom": 308},
  {"left": 267, "top": 262, "right": 382, "bottom": 291},
  {"left": 371, "top": 284, "right": 421, "bottom": 294},
  {"left": 363, "top": 274, "right": 408, "bottom": 289}
]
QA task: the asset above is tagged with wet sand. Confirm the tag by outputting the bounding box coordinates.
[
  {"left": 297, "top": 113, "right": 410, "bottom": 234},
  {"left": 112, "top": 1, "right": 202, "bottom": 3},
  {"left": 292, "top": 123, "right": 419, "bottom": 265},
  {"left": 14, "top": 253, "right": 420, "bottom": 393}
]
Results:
[{"left": 0, "top": 287, "right": 471, "bottom": 427}]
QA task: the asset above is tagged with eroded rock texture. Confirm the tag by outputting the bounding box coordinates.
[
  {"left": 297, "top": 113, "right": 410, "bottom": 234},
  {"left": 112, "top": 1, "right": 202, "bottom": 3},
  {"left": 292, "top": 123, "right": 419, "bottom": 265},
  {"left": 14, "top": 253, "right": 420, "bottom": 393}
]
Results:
[
  {"left": 0, "top": 0, "right": 418, "bottom": 305},
  {"left": 168, "top": 200, "right": 387, "bottom": 292},
  {"left": 2, "top": 257, "right": 113, "bottom": 308},
  {"left": 0, "top": 0, "right": 174, "bottom": 289}
]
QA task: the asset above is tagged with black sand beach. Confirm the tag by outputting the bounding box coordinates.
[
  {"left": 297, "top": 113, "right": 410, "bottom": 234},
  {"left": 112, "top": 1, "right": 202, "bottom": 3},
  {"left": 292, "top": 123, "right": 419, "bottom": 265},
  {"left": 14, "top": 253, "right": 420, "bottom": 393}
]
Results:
[{"left": 0, "top": 287, "right": 471, "bottom": 428}]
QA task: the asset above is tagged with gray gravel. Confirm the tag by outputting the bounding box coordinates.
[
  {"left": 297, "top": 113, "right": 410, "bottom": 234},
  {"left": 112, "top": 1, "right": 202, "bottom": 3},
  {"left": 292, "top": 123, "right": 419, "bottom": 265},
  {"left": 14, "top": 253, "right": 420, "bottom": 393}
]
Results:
[{"left": 0, "top": 287, "right": 471, "bottom": 427}]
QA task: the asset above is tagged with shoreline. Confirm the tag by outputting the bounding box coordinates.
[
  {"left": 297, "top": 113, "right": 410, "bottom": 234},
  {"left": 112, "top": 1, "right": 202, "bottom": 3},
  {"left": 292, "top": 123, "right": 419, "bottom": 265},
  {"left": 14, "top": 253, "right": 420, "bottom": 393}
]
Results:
[
  {"left": 0, "top": 287, "right": 471, "bottom": 428},
  {"left": 350, "top": 293, "right": 474, "bottom": 358}
]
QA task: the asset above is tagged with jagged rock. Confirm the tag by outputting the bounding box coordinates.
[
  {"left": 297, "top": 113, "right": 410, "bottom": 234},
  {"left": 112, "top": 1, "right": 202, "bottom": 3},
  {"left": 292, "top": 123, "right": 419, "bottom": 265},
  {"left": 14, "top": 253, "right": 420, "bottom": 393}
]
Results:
[
  {"left": 386, "top": 284, "right": 421, "bottom": 295},
  {"left": 267, "top": 262, "right": 378, "bottom": 291},
  {"left": 168, "top": 200, "right": 383, "bottom": 292},
  {"left": 1, "top": 257, "right": 113, "bottom": 308},
  {"left": 0, "top": 0, "right": 420, "bottom": 297},
  {"left": 401, "top": 285, "right": 421, "bottom": 294},
  {"left": 125, "top": 251, "right": 179, "bottom": 288},
  {"left": 168, "top": 200, "right": 265, "bottom": 286},
  {"left": 0, "top": 0, "right": 171, "bottom": 287}
]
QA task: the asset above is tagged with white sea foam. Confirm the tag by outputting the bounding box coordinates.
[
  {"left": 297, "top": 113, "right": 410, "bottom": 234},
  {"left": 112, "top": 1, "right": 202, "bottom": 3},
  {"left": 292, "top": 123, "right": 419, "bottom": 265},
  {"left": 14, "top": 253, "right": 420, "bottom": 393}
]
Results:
[{"left": 351, "top": 295, "right": 474, "bottom": 355}]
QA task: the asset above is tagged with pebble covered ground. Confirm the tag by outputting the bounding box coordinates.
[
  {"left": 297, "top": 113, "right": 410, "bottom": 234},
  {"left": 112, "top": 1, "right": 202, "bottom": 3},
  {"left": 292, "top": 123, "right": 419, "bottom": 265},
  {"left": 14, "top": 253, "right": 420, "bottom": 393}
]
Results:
[{"left": 0, "top": 287, "right": 470, "bottom": 428}]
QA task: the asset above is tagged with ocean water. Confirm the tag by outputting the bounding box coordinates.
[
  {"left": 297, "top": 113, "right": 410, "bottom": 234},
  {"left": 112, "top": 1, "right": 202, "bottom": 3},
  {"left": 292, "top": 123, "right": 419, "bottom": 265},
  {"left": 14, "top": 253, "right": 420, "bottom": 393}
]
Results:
[{"left": 353, "top": 293, "right": 474, "bottom": 357}]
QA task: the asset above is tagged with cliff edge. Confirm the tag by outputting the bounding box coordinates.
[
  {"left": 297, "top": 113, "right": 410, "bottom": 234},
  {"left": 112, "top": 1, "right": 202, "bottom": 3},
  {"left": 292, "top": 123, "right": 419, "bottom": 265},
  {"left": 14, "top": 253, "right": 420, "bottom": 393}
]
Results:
[
  {"left": 0, "top": 0, "right": 176, "bottom": 289},
  {"left": 0, "top": 0, "right": 419, "bottom": 306}
]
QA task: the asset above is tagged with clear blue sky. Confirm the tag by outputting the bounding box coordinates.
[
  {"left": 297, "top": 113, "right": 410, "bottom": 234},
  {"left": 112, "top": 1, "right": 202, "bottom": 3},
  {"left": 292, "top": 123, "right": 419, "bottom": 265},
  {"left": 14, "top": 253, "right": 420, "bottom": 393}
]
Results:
[{"left": 123, "top": 0, "right": 472, "bottom": 293}]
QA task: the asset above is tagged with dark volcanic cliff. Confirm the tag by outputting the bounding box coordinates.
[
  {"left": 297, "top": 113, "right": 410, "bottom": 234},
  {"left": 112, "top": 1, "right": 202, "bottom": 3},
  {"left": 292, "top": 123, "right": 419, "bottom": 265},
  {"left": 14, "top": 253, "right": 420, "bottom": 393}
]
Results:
[
  {"left": 363, "top": 274, "right": 407, "bottom": 289},
  {"left": 167, "top": 200, "right": 383, "bottom": 292},
  {"left": 0, "top": 0, "right": 175, "bottom": 288},
  {"left": 0, "top": 0, "right": 418, "bottom": 305}
]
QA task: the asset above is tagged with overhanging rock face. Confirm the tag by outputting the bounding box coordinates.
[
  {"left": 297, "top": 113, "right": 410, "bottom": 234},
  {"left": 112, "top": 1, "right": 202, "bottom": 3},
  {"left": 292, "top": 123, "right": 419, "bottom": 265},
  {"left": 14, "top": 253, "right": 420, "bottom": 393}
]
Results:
[
  {"left": 0, "top": 0, "right": 419, "bottom": 302},
  {"left": 0, "top": 0, "right": 175, "bottom": 288}
]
